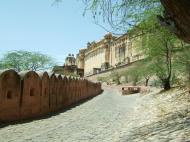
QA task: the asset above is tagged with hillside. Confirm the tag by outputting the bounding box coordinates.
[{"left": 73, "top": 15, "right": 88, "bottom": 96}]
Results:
[{"left": 104, "top": 85, "right": 190, "bottom": 141}]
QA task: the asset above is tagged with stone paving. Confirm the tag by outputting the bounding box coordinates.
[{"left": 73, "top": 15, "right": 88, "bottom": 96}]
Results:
[
  {"left": 0, "top": 89, "right": 139, "bottom": 142},
  {"left": 0, "top": 87, "right": 189, "bottom": 142}
]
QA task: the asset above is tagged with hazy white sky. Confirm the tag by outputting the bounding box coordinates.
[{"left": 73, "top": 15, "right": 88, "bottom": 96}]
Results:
[{"left": 0, "top": 0, "right": 107, "bottom": 65}]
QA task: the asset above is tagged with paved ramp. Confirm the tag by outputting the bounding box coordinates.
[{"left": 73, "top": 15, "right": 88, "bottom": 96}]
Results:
[{"left": 0, "top": 89, "right": 140, "bottom": 142}]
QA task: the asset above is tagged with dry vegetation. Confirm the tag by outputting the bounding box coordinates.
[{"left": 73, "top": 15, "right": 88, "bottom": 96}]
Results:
[{"left": 121, "top": 86, "right": 190, "bottom": 141}]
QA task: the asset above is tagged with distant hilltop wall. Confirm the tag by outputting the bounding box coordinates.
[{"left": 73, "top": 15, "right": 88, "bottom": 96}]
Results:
[{"left": 0, "top": 70, "right": 102, "bottom": 122}]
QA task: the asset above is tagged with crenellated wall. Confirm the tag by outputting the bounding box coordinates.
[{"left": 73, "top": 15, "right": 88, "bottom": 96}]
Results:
[{"left": 0, "top": 70, "right": 102, "bottom": 122}]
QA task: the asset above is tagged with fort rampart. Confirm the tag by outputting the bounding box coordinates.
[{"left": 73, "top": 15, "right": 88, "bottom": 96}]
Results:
[{"left": 0, "top": 70, "right": 102, "bottom": 122}]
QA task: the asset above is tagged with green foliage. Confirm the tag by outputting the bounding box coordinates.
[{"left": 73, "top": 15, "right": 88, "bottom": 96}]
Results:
[
  {"left": 0, "top": 50, "right": 55, "bottom": 72},
  {"left": 141, "top": 24, "right": 183, "bottom": 89},
  {"left": 66, "top": 73, "right": 79, "bottom": 77},
  {"left": 82, "top": 0, "right": 189, "bottom": 89},
  {"left": 82, "top": 0, "right": 162, "bottom": 33},
  {"left": 126, "top": 66, "right": 141, "bottom": 86},
  {"left": 174, "top": 44, "right": 190, "bottom": 87},
  {"left": 97, "top": 76, "right": 109, "bottom": 82},
  {"left": 120, "top": 59, "right": 154, "bottom": 86},
  {"left": 110, "top": 70, "right": 121, "bottom": 85}
]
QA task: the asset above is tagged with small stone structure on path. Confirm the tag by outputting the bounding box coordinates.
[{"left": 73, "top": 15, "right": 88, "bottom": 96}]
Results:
[{"left": 122, "top": 86, "right": 141, "bottom": 95}]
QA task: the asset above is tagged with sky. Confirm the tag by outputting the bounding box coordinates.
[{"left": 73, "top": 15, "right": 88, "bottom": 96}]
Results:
[{"left": 0, "top": 0, "right": 107, "bottom": 65}]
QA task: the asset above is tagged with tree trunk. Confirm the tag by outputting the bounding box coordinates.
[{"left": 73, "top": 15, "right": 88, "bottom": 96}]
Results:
[
  {"left": 188, "top": 72, "right": 190, "bottom": 90},
  {"left": 160, "top": 0, "right": 190, "bottom": 43},
  {"left": 145, "top": 78, "right": 149, "bottom": 86},
  {"left": 163, "top": 79, "right": 171, "bottom": 90},
  {"left": 133, "top": 81, "right": 137, "bottom": 86},
  {"left": 133, "top": 76, "right": 138, "bottom": 86}
]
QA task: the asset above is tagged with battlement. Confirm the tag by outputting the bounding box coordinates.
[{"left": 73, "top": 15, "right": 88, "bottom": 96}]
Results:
[{"left": 0, "top": 70, "right": 102, "bottom": 122}]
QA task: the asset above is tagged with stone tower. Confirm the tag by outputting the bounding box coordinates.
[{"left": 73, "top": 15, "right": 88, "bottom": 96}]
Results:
[{"left": 65, "top": 54, "right": 76, "bottom": 66}]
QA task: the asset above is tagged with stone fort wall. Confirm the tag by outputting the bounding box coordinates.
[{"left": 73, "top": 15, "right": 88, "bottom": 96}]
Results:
[
  {"left": 86, "top": 60, "right": 143, "bottom": 82},
  {"left": 76, "top": 33, "right": 144, "bottom": 77},
  {"left": 0, "top": 70, "right": 102, "bottom": 122}
]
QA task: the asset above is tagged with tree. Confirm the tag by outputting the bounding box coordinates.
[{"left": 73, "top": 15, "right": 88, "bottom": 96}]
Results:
[
  {"left": 126, "top": 66, "right": 142, "bottom": 86},
  {"left": 82, "top": 0, "right": 161, "bottom": 34},
  {"left": 159, "top": 0, "right": 190, "bottom": 43},
  {"left": 0, "top": 51, "right": 55, "bottom": 72},
  {"left": 82, "top": 0, "right": 190, "bottom": 43},
  {"left": 143, "top": 27, "right": 180, "bottom": 90},
  {"left": 175, "top": 44, "right": 190, "bottom": 88},
  {"left": 138, "top": 61, "right": 154, "bottom": 86},
  {"left": 111, "top": 70, "right": 121, "bottom": 85}
]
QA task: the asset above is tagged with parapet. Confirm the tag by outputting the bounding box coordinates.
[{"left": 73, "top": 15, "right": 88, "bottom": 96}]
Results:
[{"left": 0, "top": 70, "right": 102, "bottom": 122}]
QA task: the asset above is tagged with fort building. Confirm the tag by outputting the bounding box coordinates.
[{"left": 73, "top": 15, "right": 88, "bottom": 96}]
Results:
[
  {"left": 53, "top": 33, "right": 144, "bottom": 77},
  {"left": 76, "top": 33, "right": 144, "bottom": 77},
  {"left": 53, "top": 54, "right": 84, "bottom": 77}
]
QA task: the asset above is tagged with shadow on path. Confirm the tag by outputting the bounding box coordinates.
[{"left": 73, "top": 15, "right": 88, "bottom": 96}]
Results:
[
  {"left": 121, "top": 108, "right": 190, "bottom": 141},
  {"left": 0, "top": 91, "right": 103, "bottom": 128}
]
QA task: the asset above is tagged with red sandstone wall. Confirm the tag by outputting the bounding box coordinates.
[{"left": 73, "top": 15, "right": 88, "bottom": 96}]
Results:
[
  {"left": 19, "top": 71, "right": 41, "bottom": 119},
  {"left": 69, "top": 78, "right": 74, "bottom": 104},
  {"left": 39, "top": 72, "right": 50, "bottom": 115},
  {"left": 49, "top": 73, "right": 57, "bottom": 112},
  {"left": 73, "top": 79, "right": 78, "bottom": 103},
  {"left": 0, "top": 70, "right": 21, "bottom": 121},
  {"left": 63, "top": 76, "right": 69, "bottom": 107},
  {"left": 56, "top": 74, "right": 63, "bottom": 110},
  {"left": 0, "top": 70, "right": 102, "bottom": 122}
]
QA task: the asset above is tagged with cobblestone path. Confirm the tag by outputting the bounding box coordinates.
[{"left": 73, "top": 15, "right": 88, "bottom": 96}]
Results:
[
  {"left": 1, "top": 88, "right": 189, "bottom": 142},
  {"left": 0, "top": 89, "right": 139, "bottom": 142}
]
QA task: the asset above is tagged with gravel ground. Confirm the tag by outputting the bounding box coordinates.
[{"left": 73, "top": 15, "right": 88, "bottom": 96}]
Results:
[{"left": 0, "top": 86, "right": 189, "bottom": 142}]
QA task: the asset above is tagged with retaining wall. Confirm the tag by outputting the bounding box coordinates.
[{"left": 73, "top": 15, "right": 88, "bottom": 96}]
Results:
[{"left": 0, "top": 70, "right": 102, "bottom": 122}]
